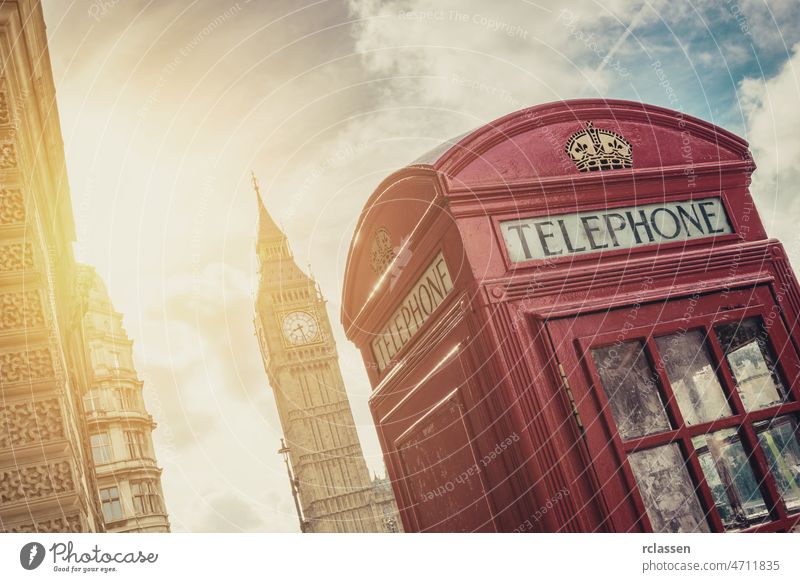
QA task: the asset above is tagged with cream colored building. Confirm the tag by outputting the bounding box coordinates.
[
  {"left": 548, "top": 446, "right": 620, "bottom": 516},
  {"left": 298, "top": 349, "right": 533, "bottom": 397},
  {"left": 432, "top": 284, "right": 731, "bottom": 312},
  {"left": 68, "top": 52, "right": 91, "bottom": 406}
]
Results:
[
  {"left": 80, "top": 266, "right": 170, "bottom": 532},
  {"left": 370, "top": 475, "right": 401, "bottom": 533},
  {"left": 0, "top": 0, "right": 104, "bottom": 533},
  {"left": 252, "top": 178, "right": 401, "bottom": 532}
]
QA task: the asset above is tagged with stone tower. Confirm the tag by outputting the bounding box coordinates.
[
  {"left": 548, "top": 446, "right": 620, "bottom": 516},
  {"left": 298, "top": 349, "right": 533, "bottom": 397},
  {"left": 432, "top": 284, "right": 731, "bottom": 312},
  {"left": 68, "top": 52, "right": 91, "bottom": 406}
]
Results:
[
  {"left": 252, "top": 176, "right": 399, "bottom": 533},
  {"left": 80, "top": 266, "right": 170, "bottom": 532},
  {"left": 0, "top": 1, "right": 104, "bottom": 533}
]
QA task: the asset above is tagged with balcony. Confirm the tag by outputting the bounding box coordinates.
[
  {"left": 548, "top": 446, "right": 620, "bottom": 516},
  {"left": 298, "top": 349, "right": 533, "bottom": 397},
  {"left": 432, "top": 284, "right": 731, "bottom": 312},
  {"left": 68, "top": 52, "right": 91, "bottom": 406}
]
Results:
[{"left": 84, "top": 408, "right": 153, "bottom": 427}]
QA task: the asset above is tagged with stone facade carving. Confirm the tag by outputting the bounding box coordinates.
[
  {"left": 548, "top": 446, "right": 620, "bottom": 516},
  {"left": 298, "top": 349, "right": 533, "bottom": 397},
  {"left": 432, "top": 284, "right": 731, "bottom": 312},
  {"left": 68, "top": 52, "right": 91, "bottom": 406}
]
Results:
[
  {"left": 0, "top": 140, "right": 16, "bottom": 169},
  {"left": 0, "top": 398, "right": 64, "bottom": 449},
  {"left": 0, "top": 2, "right": 104, "bottom": 533},
  {"left": 0, "top": 241, "right": 34, "bottom": 273},
  {"left": 0, "top": 189, "right": 24, "bottom": 225},
  {"left": 0, "top": 460, "right": 74, "bottom": 504},
  {"left": 0, "top": 346, "right": 55, "bottom": 384},
  {"left": 0, "top": 290, "right": 44, "bottom": 331},
  {"left": 7, "top": 513, "right": 83, "bottom": 533},
  {"left": 0, "top": 92, "right": 9, "bottom": 125}
]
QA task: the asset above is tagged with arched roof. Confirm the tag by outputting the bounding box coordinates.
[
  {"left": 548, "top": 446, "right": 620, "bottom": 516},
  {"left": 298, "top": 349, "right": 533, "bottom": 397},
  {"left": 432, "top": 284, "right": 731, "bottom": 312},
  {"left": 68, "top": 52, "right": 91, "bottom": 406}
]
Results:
[{"left": 342, "top": 99, "right": 754, "bottom": 331}]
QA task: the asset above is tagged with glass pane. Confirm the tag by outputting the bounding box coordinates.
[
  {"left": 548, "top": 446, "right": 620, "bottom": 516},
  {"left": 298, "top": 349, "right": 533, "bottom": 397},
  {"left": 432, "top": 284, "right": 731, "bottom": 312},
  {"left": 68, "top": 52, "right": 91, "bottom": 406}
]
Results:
[
  {"left": 715, "top": 317, "right": 787, "bottom": 411},
  {"left": 655, "top": 331, "right": 732, "bottom": 425},
  {"left": 691, "top": 429, "right": 769, "bottom": 530},
  {"left": 591, "top": 341, "right": 671, "bottom": 440},
  {"left": 628, "top": 443, "right": 710, "bottom": 532},
  {"left": 90, "top": 433, "right": 111, "bottom": 464},
  {"left": 755, "top": 415, "right": 800, "bottom": 513}
]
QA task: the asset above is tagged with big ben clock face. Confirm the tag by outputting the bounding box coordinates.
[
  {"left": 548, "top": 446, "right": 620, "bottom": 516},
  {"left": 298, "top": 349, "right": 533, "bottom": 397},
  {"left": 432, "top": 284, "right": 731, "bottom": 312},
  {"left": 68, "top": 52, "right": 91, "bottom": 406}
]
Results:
[{"left": 281, "top": 311, "right": 319, "bottom": 346}]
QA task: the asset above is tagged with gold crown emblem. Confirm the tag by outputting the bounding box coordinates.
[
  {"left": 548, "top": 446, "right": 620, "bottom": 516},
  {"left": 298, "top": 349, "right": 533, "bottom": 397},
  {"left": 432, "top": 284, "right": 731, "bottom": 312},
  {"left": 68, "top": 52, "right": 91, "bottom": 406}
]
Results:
[{"left": 565, "top": 121, "right": 632, "bottom": 172}]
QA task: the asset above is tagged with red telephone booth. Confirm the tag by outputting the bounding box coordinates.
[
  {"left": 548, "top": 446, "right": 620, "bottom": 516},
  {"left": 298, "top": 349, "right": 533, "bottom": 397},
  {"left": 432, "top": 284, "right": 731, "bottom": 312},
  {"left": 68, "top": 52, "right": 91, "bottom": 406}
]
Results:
[{"left": 341, "top": 99, "right": 800, "bottom": 533}]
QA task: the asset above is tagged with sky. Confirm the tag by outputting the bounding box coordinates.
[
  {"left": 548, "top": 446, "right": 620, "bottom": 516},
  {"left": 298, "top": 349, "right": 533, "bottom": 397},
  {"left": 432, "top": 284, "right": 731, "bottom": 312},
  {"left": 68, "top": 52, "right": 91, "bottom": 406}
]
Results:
[{"left": 39, "top": 0, "right": 800, "bottom": 532}]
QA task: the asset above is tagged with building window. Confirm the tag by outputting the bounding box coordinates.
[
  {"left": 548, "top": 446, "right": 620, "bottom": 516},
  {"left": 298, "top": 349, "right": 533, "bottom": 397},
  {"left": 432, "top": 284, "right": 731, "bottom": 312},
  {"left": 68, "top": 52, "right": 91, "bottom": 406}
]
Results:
[
  {"left": 120, "top": 388, "right": 139, "bottom": 411},
  {"left": 131, "top": 480, "right": 163, "bottom": 516},
  {"left": 589, "top": 313, "right": 799, "bottom": 532},
  {"left": 83, "top": 390, "right": 102, "bottom": 413},
  {"left": 100, "top": 487, "right": 123, "bottom": 522},
  {"left": 111, "top": 389, "right": 123, "bottom": 410},
  {"left": 90, "top": 433, "right": 113, "bottom": 464},
  {"left": 125, "top": 430, "right": 147, "bottom": 459}
]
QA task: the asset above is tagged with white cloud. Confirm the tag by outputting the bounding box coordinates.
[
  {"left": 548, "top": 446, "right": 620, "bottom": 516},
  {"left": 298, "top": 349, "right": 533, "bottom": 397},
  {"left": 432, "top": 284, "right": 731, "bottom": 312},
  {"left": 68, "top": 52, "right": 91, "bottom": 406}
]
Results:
[
  {"left": 346, "top": 0, "right": 642, "bottom": 130},
  {"left": 740, "top": 44, "right": 800, "bottom": 263}
]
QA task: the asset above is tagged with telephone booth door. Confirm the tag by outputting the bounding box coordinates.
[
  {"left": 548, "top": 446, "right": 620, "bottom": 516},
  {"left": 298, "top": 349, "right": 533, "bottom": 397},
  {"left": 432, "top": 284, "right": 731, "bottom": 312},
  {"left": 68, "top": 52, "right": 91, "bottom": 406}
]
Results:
[{"left": 546, "top": 285, "right": 800, "bottom": 533}]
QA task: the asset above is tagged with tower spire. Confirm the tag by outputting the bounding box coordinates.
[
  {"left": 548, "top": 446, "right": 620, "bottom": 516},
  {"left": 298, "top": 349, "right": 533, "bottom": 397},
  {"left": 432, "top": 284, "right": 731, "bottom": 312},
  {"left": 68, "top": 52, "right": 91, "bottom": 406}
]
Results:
[
  {"left": 252, "top": 171, "right": 283, "bottom": 245},
  {"left": 251, "top": 170, "right": 262, "bottom": 203},
  {"left": 252, "top": 170, "right": 268, "bottom": 226}
]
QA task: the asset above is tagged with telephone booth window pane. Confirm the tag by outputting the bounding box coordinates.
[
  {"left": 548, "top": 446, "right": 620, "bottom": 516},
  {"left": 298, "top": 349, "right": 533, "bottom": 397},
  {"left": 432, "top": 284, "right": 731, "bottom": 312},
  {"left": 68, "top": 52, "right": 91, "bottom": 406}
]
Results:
[
  {"left": 591, "top": 341, "right": 671, "bottom": 440},
  {"left": 628, "top": 443, "right": 710, "bottom": 532},
  {"left": 715, "top": 317, "right": 787, "bottom": 411},
  {"left": 691, "top": 429, "right": 769, "bottom": 530},
  {"left": 755, "top": 415, "right": 800, "bottom": 513},
  {"left": 654, "top": 331, "right": 732, "bottom": 425}
]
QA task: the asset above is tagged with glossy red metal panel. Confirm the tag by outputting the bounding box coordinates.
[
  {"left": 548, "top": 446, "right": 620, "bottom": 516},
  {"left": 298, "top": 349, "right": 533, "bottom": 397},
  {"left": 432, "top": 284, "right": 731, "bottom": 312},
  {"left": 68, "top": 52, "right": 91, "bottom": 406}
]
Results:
[
  {"left": 450, "top": 113, "right": 745, "bottom": 186},
  {"left": 341, "top": 172, "right": 440, "bottom": 334},
  {"left": 429, "top": 99, "right": 749, "bottom": 181},
  {"left": 395, "top": 396, "right": 495, "bottom": 532}
]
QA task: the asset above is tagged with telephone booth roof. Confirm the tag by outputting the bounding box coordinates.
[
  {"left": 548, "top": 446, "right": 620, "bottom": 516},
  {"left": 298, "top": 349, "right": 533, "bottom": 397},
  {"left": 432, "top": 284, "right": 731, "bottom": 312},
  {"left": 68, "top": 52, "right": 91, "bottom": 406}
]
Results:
[
  {"left": 342, "top": 98, "right": 755, "bottom": 335},
  {"left": 385, "top": 98, "right": 747, "bottom": 183}
]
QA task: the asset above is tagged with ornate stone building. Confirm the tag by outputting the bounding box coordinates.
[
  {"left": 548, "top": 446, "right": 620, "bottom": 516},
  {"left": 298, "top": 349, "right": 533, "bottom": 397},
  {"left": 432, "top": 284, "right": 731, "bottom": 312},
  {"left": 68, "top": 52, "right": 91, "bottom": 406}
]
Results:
[
  {"left": 370, "top": 475, "right": 401, "bottom": 533},
  {"left": 0, "top": 0, "right": 104, "bottom": 533},
  {"left": 80, "top": 266, "right": 170, "bottom": 532},
  {"left": 252, "top": 176, "right": 401, "bottom": 533}
]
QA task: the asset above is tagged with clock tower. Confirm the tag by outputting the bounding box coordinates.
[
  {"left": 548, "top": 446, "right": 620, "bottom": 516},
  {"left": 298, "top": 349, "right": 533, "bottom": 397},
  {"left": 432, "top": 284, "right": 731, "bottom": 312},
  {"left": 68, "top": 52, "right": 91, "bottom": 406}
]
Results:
[{"left": 252, "top": 175, "right": 399, "bottom": 532}]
